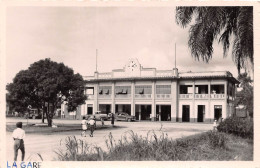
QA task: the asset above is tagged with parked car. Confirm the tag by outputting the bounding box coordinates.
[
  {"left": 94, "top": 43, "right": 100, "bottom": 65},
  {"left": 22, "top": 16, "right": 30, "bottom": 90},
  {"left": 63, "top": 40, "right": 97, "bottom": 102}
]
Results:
[
  {"left": 115, "top": 112, "right": 135, "bottom": 122},
  {"left": 93, "top": 111, "right": 108, "bottom": 120}
]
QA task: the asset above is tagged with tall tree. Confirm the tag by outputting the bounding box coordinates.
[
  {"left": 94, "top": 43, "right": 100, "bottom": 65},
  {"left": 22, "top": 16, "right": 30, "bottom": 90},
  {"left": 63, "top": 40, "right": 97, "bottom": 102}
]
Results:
[
  {"left": 175, "top": 7, "right": 253, "bottom": 74},
  {"left": 235, "top": 73, "right": 253, "bottom": 117},
  {"left": 6, "top": 58, "right": 87, "bottom": 126}
]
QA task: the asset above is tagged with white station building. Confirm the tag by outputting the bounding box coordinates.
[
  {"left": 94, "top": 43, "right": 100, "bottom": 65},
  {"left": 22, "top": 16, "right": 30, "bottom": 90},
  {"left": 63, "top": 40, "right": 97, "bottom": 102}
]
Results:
[{"left": 66, "top": 58, "right": 239, "bottom": 122}]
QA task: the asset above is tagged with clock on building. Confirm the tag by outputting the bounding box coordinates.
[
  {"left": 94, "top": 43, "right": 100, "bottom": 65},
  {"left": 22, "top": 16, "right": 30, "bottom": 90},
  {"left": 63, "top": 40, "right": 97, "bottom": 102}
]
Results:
[{"left": 125, "top": 59, "right": 141, "bottom": 76}]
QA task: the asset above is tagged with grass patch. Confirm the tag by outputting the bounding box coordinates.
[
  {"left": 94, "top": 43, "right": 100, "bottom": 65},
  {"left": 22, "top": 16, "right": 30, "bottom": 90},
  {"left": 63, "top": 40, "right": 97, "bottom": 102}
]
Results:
[{"left": 55, "top": 130, "right": 253, "bottom": 161}]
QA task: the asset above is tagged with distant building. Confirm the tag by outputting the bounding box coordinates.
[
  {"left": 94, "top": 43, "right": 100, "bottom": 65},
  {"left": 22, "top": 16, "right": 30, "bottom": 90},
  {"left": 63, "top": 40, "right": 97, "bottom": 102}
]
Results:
[{"left": 64, "top": 58, "right": 239, "bottom": 122}]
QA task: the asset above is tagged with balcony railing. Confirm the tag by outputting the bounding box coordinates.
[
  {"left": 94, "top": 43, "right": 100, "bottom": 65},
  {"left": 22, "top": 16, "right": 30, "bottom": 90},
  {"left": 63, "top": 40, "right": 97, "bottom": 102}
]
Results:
[
  {"left": 135, "top": 94, "right": 152, "bottom": 99},
  {"left": 195, "top": 94, "right": 209, "bottom": 99},
  {"left": 210, "top": 94, "right": 225, "bottom": 99},
  {"left": 156, "top": 94, "right": 171, "bottom": 99},
  {"left": 179, "top": 94, "right": 193, "bottom": 99},
  {"left": 98, "top": 95, "right": 111, "bottom": 99},
  {"left": 115, "top": 94, "right": 131, "bottom": 99}
]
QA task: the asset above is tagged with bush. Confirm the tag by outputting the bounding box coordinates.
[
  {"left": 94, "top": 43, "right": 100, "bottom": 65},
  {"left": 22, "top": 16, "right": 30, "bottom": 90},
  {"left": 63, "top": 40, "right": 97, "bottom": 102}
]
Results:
[
  {"left": 55, "top": 130, "right": 229, "bottom": 161},
  {"left": 217, "top": 117, "right": 253, "bottom": 139}
]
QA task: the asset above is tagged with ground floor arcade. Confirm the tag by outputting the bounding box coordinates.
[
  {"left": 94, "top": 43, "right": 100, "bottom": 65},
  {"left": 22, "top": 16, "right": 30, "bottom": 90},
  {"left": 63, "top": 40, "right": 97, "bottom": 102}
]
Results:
[{"left": 78, "top": 101, "right": 233, "bottom": 123}]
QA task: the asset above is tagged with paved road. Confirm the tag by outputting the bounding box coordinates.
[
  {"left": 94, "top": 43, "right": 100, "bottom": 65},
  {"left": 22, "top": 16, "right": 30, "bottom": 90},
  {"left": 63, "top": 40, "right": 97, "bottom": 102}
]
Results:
[{"left": 6, "top": 118, "right": 212, "bottom": 161}]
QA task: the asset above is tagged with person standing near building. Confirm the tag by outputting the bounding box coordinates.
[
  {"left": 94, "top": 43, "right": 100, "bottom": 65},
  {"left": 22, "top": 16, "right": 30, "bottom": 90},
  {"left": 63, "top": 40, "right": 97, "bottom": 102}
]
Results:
[
  {"left": 101, "top": 118, "right": 104, "bottom": 127},
  {"left": 12, "top": 122, "right": 25, "bottom": 161},
  {"left": 88, "top": 117, "right": 95, "bottom": 137},
  {"left": 81, "top": 116, "right": 88, "bottom": 137},
  {"left": 213, "top": 120, "right": 217, "bottom": 131},
  {"left": 111, "top": 113, "right": 115, "bottom": 127}
]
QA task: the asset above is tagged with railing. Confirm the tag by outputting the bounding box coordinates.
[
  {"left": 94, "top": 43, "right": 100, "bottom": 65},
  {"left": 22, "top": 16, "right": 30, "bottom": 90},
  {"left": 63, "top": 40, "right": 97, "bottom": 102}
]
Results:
[
  {"left": 179, "top": 94, "right": 193, "bottom": 99},
  {"left": 210, "top": 94, "right": 225, "bottom": 99},
  {"left": 195, "top": 94, "right": 209, "bottom": 99},
  {"left": 98, "top": 95, "right": 112, "bottom": 99},
  {"left": 156, "top": 94, "right": 171, "bottom": 99},
  {"left": 135, "top": 94, "right": 152, "bottom": 99},
  {"left": 115, "top": 94, "right": 131, "bottom": 99}
]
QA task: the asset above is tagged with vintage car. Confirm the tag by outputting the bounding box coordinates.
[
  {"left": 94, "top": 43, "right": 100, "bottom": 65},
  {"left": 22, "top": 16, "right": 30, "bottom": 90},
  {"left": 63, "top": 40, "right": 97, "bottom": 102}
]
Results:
[{"left": 114, "top": 112, "right": 135, "bottom": 122}]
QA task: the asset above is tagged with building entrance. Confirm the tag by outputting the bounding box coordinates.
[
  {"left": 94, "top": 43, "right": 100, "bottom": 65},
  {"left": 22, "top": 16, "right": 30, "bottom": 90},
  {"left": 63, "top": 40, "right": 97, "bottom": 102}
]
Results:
[
  {"left": 182, "top": 105, "right": 190, "bottom": 122},
  {"left": 115, "top": 104, "right": 131, "bottom": 115},
  {"left": 87, "top": 105, "right": 93, "bottom": 115},
  {"left": 197, "top": 105, "right": 205, "bottom": 122},
  {"left": 135, "top": 105, "right": 151, "bottom": 120},
  {"left": 99, "top": 104, "right": 111, "bottom": 115},
  {"left": 214, "top": 105, "right": 222, "bottom": 121},
  {"left": 156, "top": 105, "right": 171, "bottom": 121}
]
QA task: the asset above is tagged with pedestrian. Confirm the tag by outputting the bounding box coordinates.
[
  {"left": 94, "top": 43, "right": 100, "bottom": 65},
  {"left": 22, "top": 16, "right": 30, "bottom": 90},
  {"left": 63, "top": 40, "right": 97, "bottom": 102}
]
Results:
[
  {"left": 111, "top": 113, "right": 115, "bottom": 127},
  {"left": 101, "top": 118, "right": 104, "bottom": 127},
  {"left": 81, "top": 116, "right": 88, "bottom": 137},
  {"left": 88, "top": 117, "right": 95, "bottom": 137},
  {"left": 167, "top": 114, "right": 171, "bottom": 121},
  {"left": 213, "top": 120, "right": 217, "bottom": 131},
  {"left": 12, "top": 122, "right": 25, "bottom": 161}
]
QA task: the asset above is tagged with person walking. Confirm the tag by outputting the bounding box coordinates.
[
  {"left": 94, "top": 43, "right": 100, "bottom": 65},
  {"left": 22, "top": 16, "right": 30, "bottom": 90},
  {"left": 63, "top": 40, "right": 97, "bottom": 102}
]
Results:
[
  {"left": 88, "top": 117, "right": 95, "bottom": 137},
  {"left": 111, "top": 113, "right": 115, "bottom": 127},
  {"left": 12, "top": 122, "right": 25, "bottom": 161},
  {"left": 81, "top": 116, "right": 88, "bottom": 137},
  {"left": 101, "top": 118, "right": 104, "bottom": 127}
]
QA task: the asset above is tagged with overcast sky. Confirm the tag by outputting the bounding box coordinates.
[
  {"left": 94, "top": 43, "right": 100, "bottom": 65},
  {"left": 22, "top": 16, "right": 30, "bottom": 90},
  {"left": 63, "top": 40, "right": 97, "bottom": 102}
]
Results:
[{"left": 6, "top": 6, "right": 238, "bottom": 84}]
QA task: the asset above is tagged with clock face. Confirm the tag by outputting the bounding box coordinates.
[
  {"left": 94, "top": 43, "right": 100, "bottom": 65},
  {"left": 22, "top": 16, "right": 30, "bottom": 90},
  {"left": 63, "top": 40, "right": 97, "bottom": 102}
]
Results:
[
  {"left": 128, "top": 61, "right": 137, "bottom": 71},
  {"left": 125, "top": 59, "right": 140, "bottom": 76}
]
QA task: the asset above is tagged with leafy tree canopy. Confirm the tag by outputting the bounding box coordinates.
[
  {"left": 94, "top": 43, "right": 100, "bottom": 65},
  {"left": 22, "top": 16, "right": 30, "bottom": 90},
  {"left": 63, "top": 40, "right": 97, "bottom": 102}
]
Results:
[
  {"left": 6, "top": 58, "right": 87, "bottom": 126},
  {"left": 235, "top": 73, "right": 253, "bottom": 117},
  {"left": 175, "top": 7, "right": 253, "bottom": 74}
]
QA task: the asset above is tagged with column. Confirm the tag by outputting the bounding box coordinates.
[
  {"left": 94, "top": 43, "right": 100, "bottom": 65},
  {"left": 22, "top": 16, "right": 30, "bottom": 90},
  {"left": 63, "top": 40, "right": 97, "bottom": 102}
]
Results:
[
  {"left": 131, "top": 82, "right": 135, "bottom": 116},
  {"left": 94, "top": 83, "right": 98, "bottom": 113},
  {"left": 171, "top": 80, "right": 178, "bottom": 122},
  {"left": 159, "top": 105, "right": 161, "bottom": 122},
  {"left": 206, "top": 80, "right": 211, "bottom": 123},
  {"left": 138, "top": 105, "right": 141, "bottom": 121},
  {"left": 111, "top": 82, "right": 115, "bottom": 114},
  {"left": 223, "top": 81, "right": 228, "bottom": 119},
  {"left": 191, "top": 80, "right": 195, "bottom": 122},
  {"left": 151, "top": 81, "right": 156, "bottom": 121}
]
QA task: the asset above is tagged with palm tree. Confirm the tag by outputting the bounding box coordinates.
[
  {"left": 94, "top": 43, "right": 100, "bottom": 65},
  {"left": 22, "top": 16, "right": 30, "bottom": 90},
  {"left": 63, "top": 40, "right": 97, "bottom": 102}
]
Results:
[{"left": 175, "top": 7, "right": 253, "bottom": 75}]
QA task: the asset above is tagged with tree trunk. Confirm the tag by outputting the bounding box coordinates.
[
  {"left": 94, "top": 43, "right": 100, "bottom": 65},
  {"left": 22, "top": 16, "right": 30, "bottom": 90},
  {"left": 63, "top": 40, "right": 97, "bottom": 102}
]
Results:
[
  {"left": 42, "top": 105, "right": 45, "bottom": 123},
  {"left": 46, "top": 102, "right": 52, "bottom": 127}
]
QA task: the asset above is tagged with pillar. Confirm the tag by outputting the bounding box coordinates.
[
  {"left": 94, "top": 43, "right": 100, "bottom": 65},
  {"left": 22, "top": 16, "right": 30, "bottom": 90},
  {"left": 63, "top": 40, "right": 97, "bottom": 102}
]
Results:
[
  {"left": 151, "top": 81, "right": 156, "bottom": 121},
  {"left": 94, "top": 83, "right": 98, "bottom": 113},
  {"left": 111, "top": 82, "right": 115, "bottom": 114},
  {"left": 131, "top": 82, "right": 135, "bottom": 116},
  {"left": 171, "top": 80, "right": 178, "bottom": 122}
]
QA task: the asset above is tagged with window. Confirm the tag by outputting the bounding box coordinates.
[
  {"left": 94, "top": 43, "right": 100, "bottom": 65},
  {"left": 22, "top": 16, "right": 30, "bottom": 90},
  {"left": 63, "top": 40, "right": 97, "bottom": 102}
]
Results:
[
  {"left": 180, "top": 85, "right": 192, "bottom": 94},
  {"left": 115, "top": 86, "right": 131, "bottom": 94},
  {"left": 99, "top": 86, "right": 112, "bottom": 95},
  {"left": 195, "top": 85, "right": 208, "bottom": 94},
  {"left": 211, "top": 85, "right": 224, "bottom": 94},
  {"left": 156, "top": 85, "right": 171, "bottom": 94},
  {"left": 86, "top": 87, "right": 94, "bottom": 95},
  {"left": 135, "top": 85, "right": 152, "bottom": 94}
]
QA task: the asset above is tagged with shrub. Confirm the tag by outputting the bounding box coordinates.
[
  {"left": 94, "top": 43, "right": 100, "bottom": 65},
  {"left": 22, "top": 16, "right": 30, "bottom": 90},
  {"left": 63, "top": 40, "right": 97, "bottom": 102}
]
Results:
[{"left": 217, "top": 117, "right": 253, "bottom": 139}]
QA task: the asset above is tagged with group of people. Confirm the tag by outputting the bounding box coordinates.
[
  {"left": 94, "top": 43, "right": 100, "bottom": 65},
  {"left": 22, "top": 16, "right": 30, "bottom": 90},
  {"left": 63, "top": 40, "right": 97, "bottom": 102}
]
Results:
[
  {"left": 81, "top": 113, "right": 115, "bottom": 137},
  {"left": 81, "top": 116, "right": 96, "bottom": 137},
  {"left": 11, "top": 113, "right": 116, "bottom": 161}
]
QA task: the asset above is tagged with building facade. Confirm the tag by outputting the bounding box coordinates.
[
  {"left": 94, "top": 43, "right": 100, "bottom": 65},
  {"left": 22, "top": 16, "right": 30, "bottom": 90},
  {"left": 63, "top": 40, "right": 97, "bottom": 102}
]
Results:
[{"left": 78, "top": 58, "right": 238, "bottom": 122}]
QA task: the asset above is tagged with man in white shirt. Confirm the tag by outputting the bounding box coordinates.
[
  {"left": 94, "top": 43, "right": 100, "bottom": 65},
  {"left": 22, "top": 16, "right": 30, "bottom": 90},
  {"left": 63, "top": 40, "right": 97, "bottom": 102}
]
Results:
[
  {"left": 88, "top": 117, "right": 96, "bottom": 137},
  {"left": 12, "top": 122, "right": 25, "bottom": 161}
]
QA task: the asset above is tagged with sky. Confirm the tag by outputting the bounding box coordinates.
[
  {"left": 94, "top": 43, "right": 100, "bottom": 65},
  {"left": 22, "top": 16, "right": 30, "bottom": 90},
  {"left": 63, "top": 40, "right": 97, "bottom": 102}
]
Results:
[{"left": 6, "top": 6, "right": 238, "bottom": 84}]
